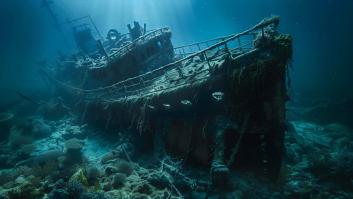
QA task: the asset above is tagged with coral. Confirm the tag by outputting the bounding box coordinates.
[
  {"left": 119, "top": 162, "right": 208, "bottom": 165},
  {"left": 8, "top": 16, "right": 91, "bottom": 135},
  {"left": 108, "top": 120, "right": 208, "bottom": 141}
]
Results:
[
  {"left": 115, "top": 160, "right": 133, "bottom": 176},
  {"left": 48, "top": 189, "right": 70, "bottom": 199},
  {"left": 0, "top": 154, "right": 11, "bottom": 168},
  {"left": 79, "top": 192, "right": 110, "bottom": 199},
  {"left": 30, "top": 118, "right": 52, "bottom": 139},
  {"left": 324, "top": 123, "right": 352, "bottom": 139},
  {"left": 52, "top": 179, "right": 66, "bottom": 189},
  {"left": 283, "top": 120, "right": 353, "bottom": 197},
  {"left": 86, "top": 166, "right": 101, "bottom": 186},
  {"left": 32, "top": 160, "right": 59, "bottom": 178},
  {"left": 14, "top": 144, "right": 36, "bottom": 161},
  {"left": 111, "top": 173, "right": 127, "bottom": 188},
  {"left": 64, "top": 138, "right": 85, "bottom": 166},
  {"left": 16, "top": 117, "right": 51, "bottom": 139},
  {"left": 330, "top": 150, "right": 353, "bottom": 182},
  {"left": 104, "top": 166, "right": 118, "bottom": 176},
  {"left": 61, "top": 181, "right": 108, "bottom": 199},
  {"left": 14, "top": 175, "right": 26, "bottom": 184},
  {"left": 67, "top": 180, "right": 85, "bottom": 199},
  {"left": 101, "top": 150, "right": 122, "bottom": 164},
  {"left": 8, "top": 128, "right": 34, "bottom": 149},
  {"left": 284, "top": 176, "right": 315, "bottom": 199},
  {"left": 65, "top": 138, "right": 85, "bottom": 151},
  {"left": 35, "top": 150, "right": 65, "bottom": 166},
  {"left": 132, "top": 183, "right": 153, "bottom": 195},
  {"left": 15, "top": 166, "right": 33, "bottom": 177},
  {"left": 101, "top": 181, "right": 112, "bottom": 191},
  {"left": 19, "top": 144, "right": 36, "bottom": 155},
  {"left": 253, "top": 25, "right": 292, "bottom": 62},
  {"left": 7, "top": 117, "right": 52, "bottom": 151},
  {"left": 106, "top": 190, "right": 131, "bottom": 199},
  {"left": 0, "top": 180, "right": 43, "bottom": 199},
  {"left": 273, "top": 34, "right": 293, "bottom": 60},
  {"left": 69, "top": 168, "right": 89, "bottom": 187},
  {"left": 17, "top": 150, "right": 65, "bottom": 178},
  {"left": 0, "top": 169, "right": 16, "bottom": 186}
]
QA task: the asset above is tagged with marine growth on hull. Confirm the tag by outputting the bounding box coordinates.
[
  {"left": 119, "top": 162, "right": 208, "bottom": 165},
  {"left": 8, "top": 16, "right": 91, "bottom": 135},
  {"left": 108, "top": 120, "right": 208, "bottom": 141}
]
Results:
[{"left": 1, "top": 14, "right": 351, "bottom": 199}]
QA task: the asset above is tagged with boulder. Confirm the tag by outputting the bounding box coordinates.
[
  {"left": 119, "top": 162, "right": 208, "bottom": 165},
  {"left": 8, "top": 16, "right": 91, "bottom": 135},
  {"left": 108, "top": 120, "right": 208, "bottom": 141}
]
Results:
[
  {"left": 86, "top": 166, "right": 101, "bottom": 186},
  {"left": 111, "top": 173, "right": 127, "bottom": 188},
  {"left": 17, "top": 117, "right": 51, "bottom": 139},
  {"left": 115, "top": 160, "right": 133, "bottom": 176},
  {"left": 0, "top": 180, "right": 43, "bottom": 199},
  {"left": 64, "top": 138, "right": 85, "bottom": 165}
]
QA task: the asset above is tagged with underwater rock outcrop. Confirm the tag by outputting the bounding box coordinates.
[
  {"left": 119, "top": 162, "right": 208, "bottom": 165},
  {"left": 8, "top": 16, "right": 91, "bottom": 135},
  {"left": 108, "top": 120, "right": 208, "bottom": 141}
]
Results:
[
  {"left": 9, "top": 117, "right": 52, "bottom": 143},
  {"left": 283, "top": 121, "right": 353, "bottom": 198},
  {"left": 0, "top": 105, "right": 351, "bottom": 198},
  {"left": 63, "top": 138, "right": 85, "bottom": 166}
]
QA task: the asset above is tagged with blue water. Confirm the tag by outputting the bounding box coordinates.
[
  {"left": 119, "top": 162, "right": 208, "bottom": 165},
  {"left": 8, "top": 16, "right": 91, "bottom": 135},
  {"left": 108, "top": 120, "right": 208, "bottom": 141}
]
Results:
[
  {"left": 1, "top": 0, "right": 353, "bottom": 100},
  {"left": 0, "top": 0, "right": 353, "bottom": 198}
]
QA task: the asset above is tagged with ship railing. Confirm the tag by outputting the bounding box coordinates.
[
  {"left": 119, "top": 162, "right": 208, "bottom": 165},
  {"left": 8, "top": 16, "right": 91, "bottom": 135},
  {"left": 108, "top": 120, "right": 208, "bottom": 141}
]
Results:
[
  {"left": 103, "top": 29, "right": 164, "bottom": 53},
  {"left": 109, "top": 28, "right": 171, "bottom": 60},
  {"left": 173, "top": 32, "right": 257, "bottom": 58},
  {"left": 94, "top": 41, "right": 257, "bottom": 101},
  {"left": 49, "top": 17, "right": 279, "bottom": 100}
]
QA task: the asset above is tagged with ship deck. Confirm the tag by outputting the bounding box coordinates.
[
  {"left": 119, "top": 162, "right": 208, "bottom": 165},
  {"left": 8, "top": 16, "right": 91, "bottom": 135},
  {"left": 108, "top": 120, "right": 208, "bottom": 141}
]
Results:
[{"left": 47, "top": 17, "right": 280, "bottom": 105}]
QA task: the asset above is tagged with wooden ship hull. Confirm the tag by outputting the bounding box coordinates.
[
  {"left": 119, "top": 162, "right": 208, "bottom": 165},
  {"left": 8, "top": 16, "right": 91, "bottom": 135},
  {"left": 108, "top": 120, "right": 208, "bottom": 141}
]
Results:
[
  {"left": 44, "top": 17, "right": 292, "bottom": 180},
  {"left": 55, "top": 28, "right": 174, "bottom": 89}
]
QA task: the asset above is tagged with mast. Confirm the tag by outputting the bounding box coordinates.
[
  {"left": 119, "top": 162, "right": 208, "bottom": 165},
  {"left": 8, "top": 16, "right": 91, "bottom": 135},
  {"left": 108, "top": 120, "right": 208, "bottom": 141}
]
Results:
[
  {"left": 40, "top": 0, "right": 104, "bottom": 51},
  {"left": 41, "top": 0, "right": 61, "bottom": 30},
  {"left": 40, "top": 0, "right": 72, "bottom": 49}
]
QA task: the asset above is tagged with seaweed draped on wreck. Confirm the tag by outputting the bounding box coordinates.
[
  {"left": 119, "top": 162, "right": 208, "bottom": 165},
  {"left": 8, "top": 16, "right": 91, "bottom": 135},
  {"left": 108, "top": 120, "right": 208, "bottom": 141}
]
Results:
[{"left": 43, "top": 16, "right": 293, "bottom": 180}]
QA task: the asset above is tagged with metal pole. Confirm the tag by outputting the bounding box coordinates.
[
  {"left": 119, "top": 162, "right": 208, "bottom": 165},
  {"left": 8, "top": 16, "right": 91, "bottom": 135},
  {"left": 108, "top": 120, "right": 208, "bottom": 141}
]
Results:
[
  {"left": 238, "top": 38, "right": 242, "bottom": 51},
  {"left": 140, "top": 77, "right": 145, "bottom": 86},
  {"left": 123, "top": 83, "right": 127, "bottom": 93},
  {"left": 41, "top": 0, "right": 60, "bottom": 30},
  {"left": 204, "top": 52, "right": 211, "bottom": 70},
  {"left": 89, "top": 16, "right": 104, "bottom": 41},
  {"left": 197, "top": 44, "right": 201, "bottom": 51},
  {"left": 97, "top": 40, "right": 109, "bottom": 60},
  {"left": 225, "top": 43, "right": 230, "bottom": 54},
  {"left": 41, "top": 0, "right": 70, "bottom": 48},
  {"left": 176, "top": 66, "right": 184, "bottom": 78}
]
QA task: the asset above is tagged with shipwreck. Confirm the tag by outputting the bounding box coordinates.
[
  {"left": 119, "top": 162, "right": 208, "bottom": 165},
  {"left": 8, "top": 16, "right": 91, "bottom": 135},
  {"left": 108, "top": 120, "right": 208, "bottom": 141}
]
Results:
[{"left": 41, "top": 16, "right": 292, "bottom": 183}]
